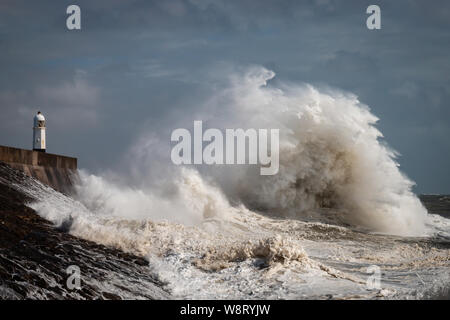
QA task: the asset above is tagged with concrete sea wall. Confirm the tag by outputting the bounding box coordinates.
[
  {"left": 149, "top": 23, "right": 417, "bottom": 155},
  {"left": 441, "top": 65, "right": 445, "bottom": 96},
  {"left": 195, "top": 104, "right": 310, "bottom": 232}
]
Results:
[{"left": 0, "top": 145, "right": 78, "bottom": 194}]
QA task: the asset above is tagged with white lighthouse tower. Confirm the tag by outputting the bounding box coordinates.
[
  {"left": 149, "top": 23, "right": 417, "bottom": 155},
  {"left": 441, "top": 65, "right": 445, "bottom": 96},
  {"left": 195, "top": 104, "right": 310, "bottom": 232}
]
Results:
[{"left": 33, "top": 111, "right": 46, "bottom": 152}]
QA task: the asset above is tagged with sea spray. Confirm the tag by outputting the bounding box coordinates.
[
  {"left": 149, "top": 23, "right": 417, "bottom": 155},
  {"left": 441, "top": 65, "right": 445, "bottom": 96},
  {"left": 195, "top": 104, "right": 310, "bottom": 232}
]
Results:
[
  {"left": 64, "top": 66, "right": 428, "bottom": 236},
  {"left": 170, "top": 66, "right": 427, "bottom": 235},
  {"left": 27, "top": 66, "right": 427, "bottom": 237}
]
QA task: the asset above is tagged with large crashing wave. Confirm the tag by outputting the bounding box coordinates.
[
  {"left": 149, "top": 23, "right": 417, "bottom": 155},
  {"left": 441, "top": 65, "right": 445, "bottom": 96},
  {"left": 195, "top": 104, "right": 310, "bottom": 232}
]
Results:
[
  {"left": 74, "top": 66, "right": 426, "bottom": 236},
  {"left": 194, "top": 66, "right": 427, "bottom": 235}
]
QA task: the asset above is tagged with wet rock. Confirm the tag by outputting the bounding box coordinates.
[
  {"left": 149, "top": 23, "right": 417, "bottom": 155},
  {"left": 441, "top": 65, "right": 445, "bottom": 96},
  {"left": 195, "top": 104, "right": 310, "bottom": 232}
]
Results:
[{"left": 0, "top": 162, "right": 169, "bottom": 300}]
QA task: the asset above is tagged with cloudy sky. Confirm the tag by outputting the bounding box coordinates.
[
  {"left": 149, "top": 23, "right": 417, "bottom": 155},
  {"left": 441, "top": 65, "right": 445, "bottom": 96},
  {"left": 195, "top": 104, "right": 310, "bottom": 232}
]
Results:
[{"left": 0, "top": 0, "right": 449, "bottom": 193}]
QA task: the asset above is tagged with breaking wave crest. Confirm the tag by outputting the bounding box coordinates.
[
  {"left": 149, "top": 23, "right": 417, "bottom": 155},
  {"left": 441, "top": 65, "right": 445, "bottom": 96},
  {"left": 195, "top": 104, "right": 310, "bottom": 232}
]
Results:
[
  {"left": 193, "top": 236, "right": 311, "bottom": 272},
  {"left": 196, "top": 66, "right": 427, "bottom": 236}
]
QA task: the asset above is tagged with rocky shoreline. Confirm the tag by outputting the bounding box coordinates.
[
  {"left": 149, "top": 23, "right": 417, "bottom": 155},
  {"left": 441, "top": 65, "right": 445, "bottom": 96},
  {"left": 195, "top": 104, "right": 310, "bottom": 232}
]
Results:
[{"left": 0, "top": 162, "right": 169, "bottom": 300}]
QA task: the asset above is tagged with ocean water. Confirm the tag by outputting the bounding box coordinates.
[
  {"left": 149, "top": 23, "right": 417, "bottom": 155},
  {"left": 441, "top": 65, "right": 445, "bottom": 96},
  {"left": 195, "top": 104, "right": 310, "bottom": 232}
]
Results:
[
  {"left": 14, "top": 67, "right": 450, "bottom": 299},
  {"left": 13, "top": 172, "right": 449, "bottom": 300}
]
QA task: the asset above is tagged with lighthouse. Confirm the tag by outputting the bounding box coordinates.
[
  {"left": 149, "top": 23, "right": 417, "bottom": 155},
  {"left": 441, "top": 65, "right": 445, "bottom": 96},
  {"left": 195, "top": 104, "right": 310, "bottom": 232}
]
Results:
[{"left": 33, "top": 111, "right": 46, "bottom": 152}]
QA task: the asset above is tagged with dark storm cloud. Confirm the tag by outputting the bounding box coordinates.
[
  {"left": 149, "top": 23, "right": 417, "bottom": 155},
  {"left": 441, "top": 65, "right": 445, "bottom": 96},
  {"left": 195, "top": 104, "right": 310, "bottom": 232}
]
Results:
[{"left": 0, "top": 0, "right": 449, "bottom": 193}]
